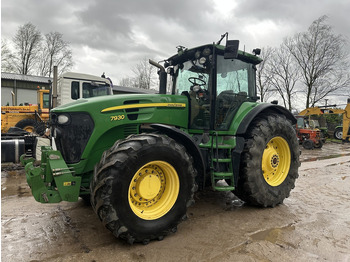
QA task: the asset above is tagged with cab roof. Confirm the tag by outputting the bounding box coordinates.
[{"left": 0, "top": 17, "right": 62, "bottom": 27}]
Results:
[{"left": 166, "top": 43, "right": 262, "bottom": 67}]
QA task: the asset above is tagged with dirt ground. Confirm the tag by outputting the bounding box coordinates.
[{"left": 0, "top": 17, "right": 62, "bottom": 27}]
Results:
[{"left": 2, "top": 141, "right": 350, "bottom": 262}]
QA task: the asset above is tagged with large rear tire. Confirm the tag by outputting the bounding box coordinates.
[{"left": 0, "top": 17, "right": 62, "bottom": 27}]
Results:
[
  {"left": 15, "top": 119, "right": 35, "bottom": 133},
  {"left": 91, "top": 134, "right": 196, "bottom": 244},
  {"left": 234, "top": 114, "right": 300, "bottom": 207}
]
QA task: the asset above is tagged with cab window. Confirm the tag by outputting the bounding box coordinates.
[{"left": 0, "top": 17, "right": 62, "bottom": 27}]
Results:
[{"left": 71, "top": 81, "right": 80, "bottom": 100}]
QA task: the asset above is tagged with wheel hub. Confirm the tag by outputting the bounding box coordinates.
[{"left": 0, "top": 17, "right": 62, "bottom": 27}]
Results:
[
  {"left": 130, "top": 165, "right": 165, "bottom": 207},
  {"left": 137, "top": 173, "right": 161, "bottom": 200},
  {"left": 271, "top": 154, "right": 279, "bottom": 168},
  {"left": 262, "top": 137, "right": 291, "bottom": 187}
]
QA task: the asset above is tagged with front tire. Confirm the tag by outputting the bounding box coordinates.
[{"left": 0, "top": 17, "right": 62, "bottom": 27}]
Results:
[
  {"left": 302, "top": 139, "right": 314, "bottom": 149},
  {"left": 235, "top": 114, "right": 300, "bottom": 207},
  {"left": 91, "top": 134, "right": 196, "bottom": 244},
  {"left": 334, "top": 127, "right": 343, "bottom": 140}
]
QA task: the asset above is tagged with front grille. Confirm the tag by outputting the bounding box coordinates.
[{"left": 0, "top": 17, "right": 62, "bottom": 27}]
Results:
[{"left": 51, "top": 113, "right": 94, "bottom": 164}]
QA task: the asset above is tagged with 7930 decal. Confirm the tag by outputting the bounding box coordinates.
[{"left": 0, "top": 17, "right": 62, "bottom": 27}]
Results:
[{"left": 110, "top": 115, "right": 125, "bottom": 121}]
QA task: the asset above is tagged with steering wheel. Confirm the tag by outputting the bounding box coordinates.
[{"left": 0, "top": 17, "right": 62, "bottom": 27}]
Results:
[{"left": 188, "top": 77, "right": 206, "bottom": 87}]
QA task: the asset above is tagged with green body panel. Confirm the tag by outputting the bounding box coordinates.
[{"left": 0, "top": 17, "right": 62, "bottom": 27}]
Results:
[
  {"left": 52, "top": 94, "right": 189, "bottom": 174},
  {"left": 229, "top": 102, "right": 259, "bottom": 133}
]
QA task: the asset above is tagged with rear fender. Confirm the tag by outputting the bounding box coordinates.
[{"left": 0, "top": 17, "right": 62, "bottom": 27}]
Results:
[{"left": 236, "top": 104, "right": 296, "bottom": 136}]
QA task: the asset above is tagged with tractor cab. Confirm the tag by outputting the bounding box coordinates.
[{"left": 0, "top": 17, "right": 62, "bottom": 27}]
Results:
[{"left": 165, "top": 40, "right": 262, "bottom": 131}]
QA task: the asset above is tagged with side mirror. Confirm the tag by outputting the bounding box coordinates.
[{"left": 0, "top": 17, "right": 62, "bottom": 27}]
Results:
[{"left": 224, "top": 40, "right": 239, "bottom": 59}]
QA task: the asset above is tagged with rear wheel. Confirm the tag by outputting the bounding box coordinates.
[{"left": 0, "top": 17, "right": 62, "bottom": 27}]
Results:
[
  {"left": 334, "top": 127, "right": 343, "bottom": 140},
  {"left": 91, "top": 134, "right": 196, "bottom": 244},
  {"left": 15, "top": 119, "right": 35, "bottom": 133},
  {"left": 235, "top": 114, "right": 300, "bottom": 207}
]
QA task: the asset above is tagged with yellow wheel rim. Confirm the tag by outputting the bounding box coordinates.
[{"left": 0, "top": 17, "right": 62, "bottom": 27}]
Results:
[
  {"left": 128, "top": 161, "right": 179, "bottom": 220},
  {"left": 23, "top": 126, "right": 34, "bottom": 132},
  {"left": 262, "top": 136, "right": 291, "bottom": 187}
]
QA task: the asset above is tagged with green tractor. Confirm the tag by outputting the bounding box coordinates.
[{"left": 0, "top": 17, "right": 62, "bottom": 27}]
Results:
[{"left": 22, "top": 34, "right": 300, "bottom": 244}]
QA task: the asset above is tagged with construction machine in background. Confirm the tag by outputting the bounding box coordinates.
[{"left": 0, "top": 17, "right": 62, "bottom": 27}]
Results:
[
  {"left": 22, "top": 33, "right": 300, "bottom": 244},
  {"left": 298, "top": 99, "right": 350, "bottom": 142},
  {"left": 1, "top": 71, "right": 113, "bottom": 135},
  {"left": 1, "top": 70, "right": 113, "bottom": 163}
]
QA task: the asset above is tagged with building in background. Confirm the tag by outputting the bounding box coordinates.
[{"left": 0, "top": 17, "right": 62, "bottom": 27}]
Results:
[{"left": 1, "top": 72, "right": 52, "bottom": 106}]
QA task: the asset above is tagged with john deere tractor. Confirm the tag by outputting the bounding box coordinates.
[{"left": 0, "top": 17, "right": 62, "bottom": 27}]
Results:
[{"left": 22, "top": 34, "right": 300, "bottom": 244}]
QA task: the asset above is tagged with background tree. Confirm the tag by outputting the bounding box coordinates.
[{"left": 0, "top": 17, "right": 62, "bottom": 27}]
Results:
[
  {"left": 267, "top": 43, "right": 300, "bottom": 111},
  {"left": 12, "top": 22, "right": 42, "bottom": 75},
  {"left": 37, "top": 32, "right": 73, "bottom": 77},
  {"left": 4, "top": 22, "right": 73, "bottom": 76},
  {"left": 256, "top": 47, "right": 275, "bottom": 102},
  {"left": 1, "top": 39, "right": 16, "bottom": 72},
  {"left": 119, "top": 76, "right": 136, "bottom": 88},
  {"left": 285, "top": 15, "right": 350, "bottom": 108},
  {"left": 132, "top": 58, "right": 156, "bottom": 89}
]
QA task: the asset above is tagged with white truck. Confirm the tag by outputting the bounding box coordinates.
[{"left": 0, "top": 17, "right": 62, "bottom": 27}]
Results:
[{"left": 56, "top": 72, "right": 113, "bottom": 106}]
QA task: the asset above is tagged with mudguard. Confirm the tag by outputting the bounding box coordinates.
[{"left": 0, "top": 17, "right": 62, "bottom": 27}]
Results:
[
  {"left": 236, "top": 103, "right": 296, "bottom": 135},
  {"left": 150, "top": 124, "right": 205, "bottom": 179}
]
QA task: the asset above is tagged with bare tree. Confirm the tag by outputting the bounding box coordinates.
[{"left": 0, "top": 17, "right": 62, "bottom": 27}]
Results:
[
  {"left": 268, "top": 43, "right": 300, "bottom": 111},
  {"left": 132, "top": 58, "right": 157, "bottom": 89},
  {"left": 256, "top": 47, "right": 276, "bottom": 102},
  {"left": 119, "top": 76, "right": 136, "bottom": 88},
  {"left": 285, "top": 15, "right": 350, "bottom": 108},
  {"left": 1, "top": 39, "right": 16, "bottom": 72},
  {"left": 37, "top": 32, "right": 73, "bottom": 77},
  {"left": 12, "top": 22, "right": 42, "bottom": 75}
]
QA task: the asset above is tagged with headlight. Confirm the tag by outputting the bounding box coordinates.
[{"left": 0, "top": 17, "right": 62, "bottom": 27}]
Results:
[
  {"left": 199, "top": 57, "right": 207, "bottom": 65},
  {"left": 57, "top": 114, "right": 70, "bottom": 124}
]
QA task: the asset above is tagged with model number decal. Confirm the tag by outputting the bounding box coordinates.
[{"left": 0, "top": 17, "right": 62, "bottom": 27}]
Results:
[{"left": 110, "top": 115, "right": 125, "bottom": 121}]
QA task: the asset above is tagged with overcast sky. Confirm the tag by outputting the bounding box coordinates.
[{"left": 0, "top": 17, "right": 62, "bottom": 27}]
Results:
[{"left": 1, "top": 0, "right": 350, "bottom": 106}]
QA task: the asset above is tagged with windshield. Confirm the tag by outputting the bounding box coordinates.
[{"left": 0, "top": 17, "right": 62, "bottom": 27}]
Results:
[
  {"left": 215, "top": 56, "right": 255, "bottom": 130},
  {"left": 174, "top": 61, "right": 209, "bottom": 95},
  {"left": 43, "top": 93, "right": 50, "bottom": 108},
  {"left": 82, "top": 82, "right": 112, "bottom": 98},
  {"left": 175, "top": 60, "right": 211, "bottom": 129},
  {"left": 216, "top": 56, "right": 252, "bottom": 95}
]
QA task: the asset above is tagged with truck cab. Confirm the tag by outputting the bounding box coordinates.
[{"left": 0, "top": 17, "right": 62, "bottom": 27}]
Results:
[{"left": 57, "top": 72, "right": 113, "bottom": 106}]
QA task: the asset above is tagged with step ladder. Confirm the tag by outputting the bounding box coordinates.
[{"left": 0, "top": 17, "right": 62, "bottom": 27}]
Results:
[{"left": 210, "top": 133, "right": 235, "bottom": 191}]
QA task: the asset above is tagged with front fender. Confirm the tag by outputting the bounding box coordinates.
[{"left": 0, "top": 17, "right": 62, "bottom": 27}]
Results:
[{"left": 150, "top": 124, "right": 205, "bottom": 181}]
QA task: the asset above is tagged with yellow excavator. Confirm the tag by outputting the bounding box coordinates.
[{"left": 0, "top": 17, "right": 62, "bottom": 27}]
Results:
[
  {"left": 1, "top": 71, "right": 113, "bottom": 135},
  {"left": 1, "top": 88, "right": 50, "bottom": 134},
  {"left": 298, "top": 98, "right": 350, "bottom": 142}
]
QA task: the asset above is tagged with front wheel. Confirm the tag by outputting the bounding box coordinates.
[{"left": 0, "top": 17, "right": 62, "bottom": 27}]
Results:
[
  {"left": 302, "top": 139, "right": 314, "bottom": 149},
  {"left": 90, "top": 134, "right": 196, "bottom": 244},
  {"left": 334, "top": 127, "right": 343, "bottom": 140},
  {"left": 234, "top": 114, "right": 300, "bottom": 207}
]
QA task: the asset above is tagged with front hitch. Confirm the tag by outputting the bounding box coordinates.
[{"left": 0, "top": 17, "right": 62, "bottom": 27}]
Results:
[{"left": 22, "top": 146, "right": 81, "bottom": 203}]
